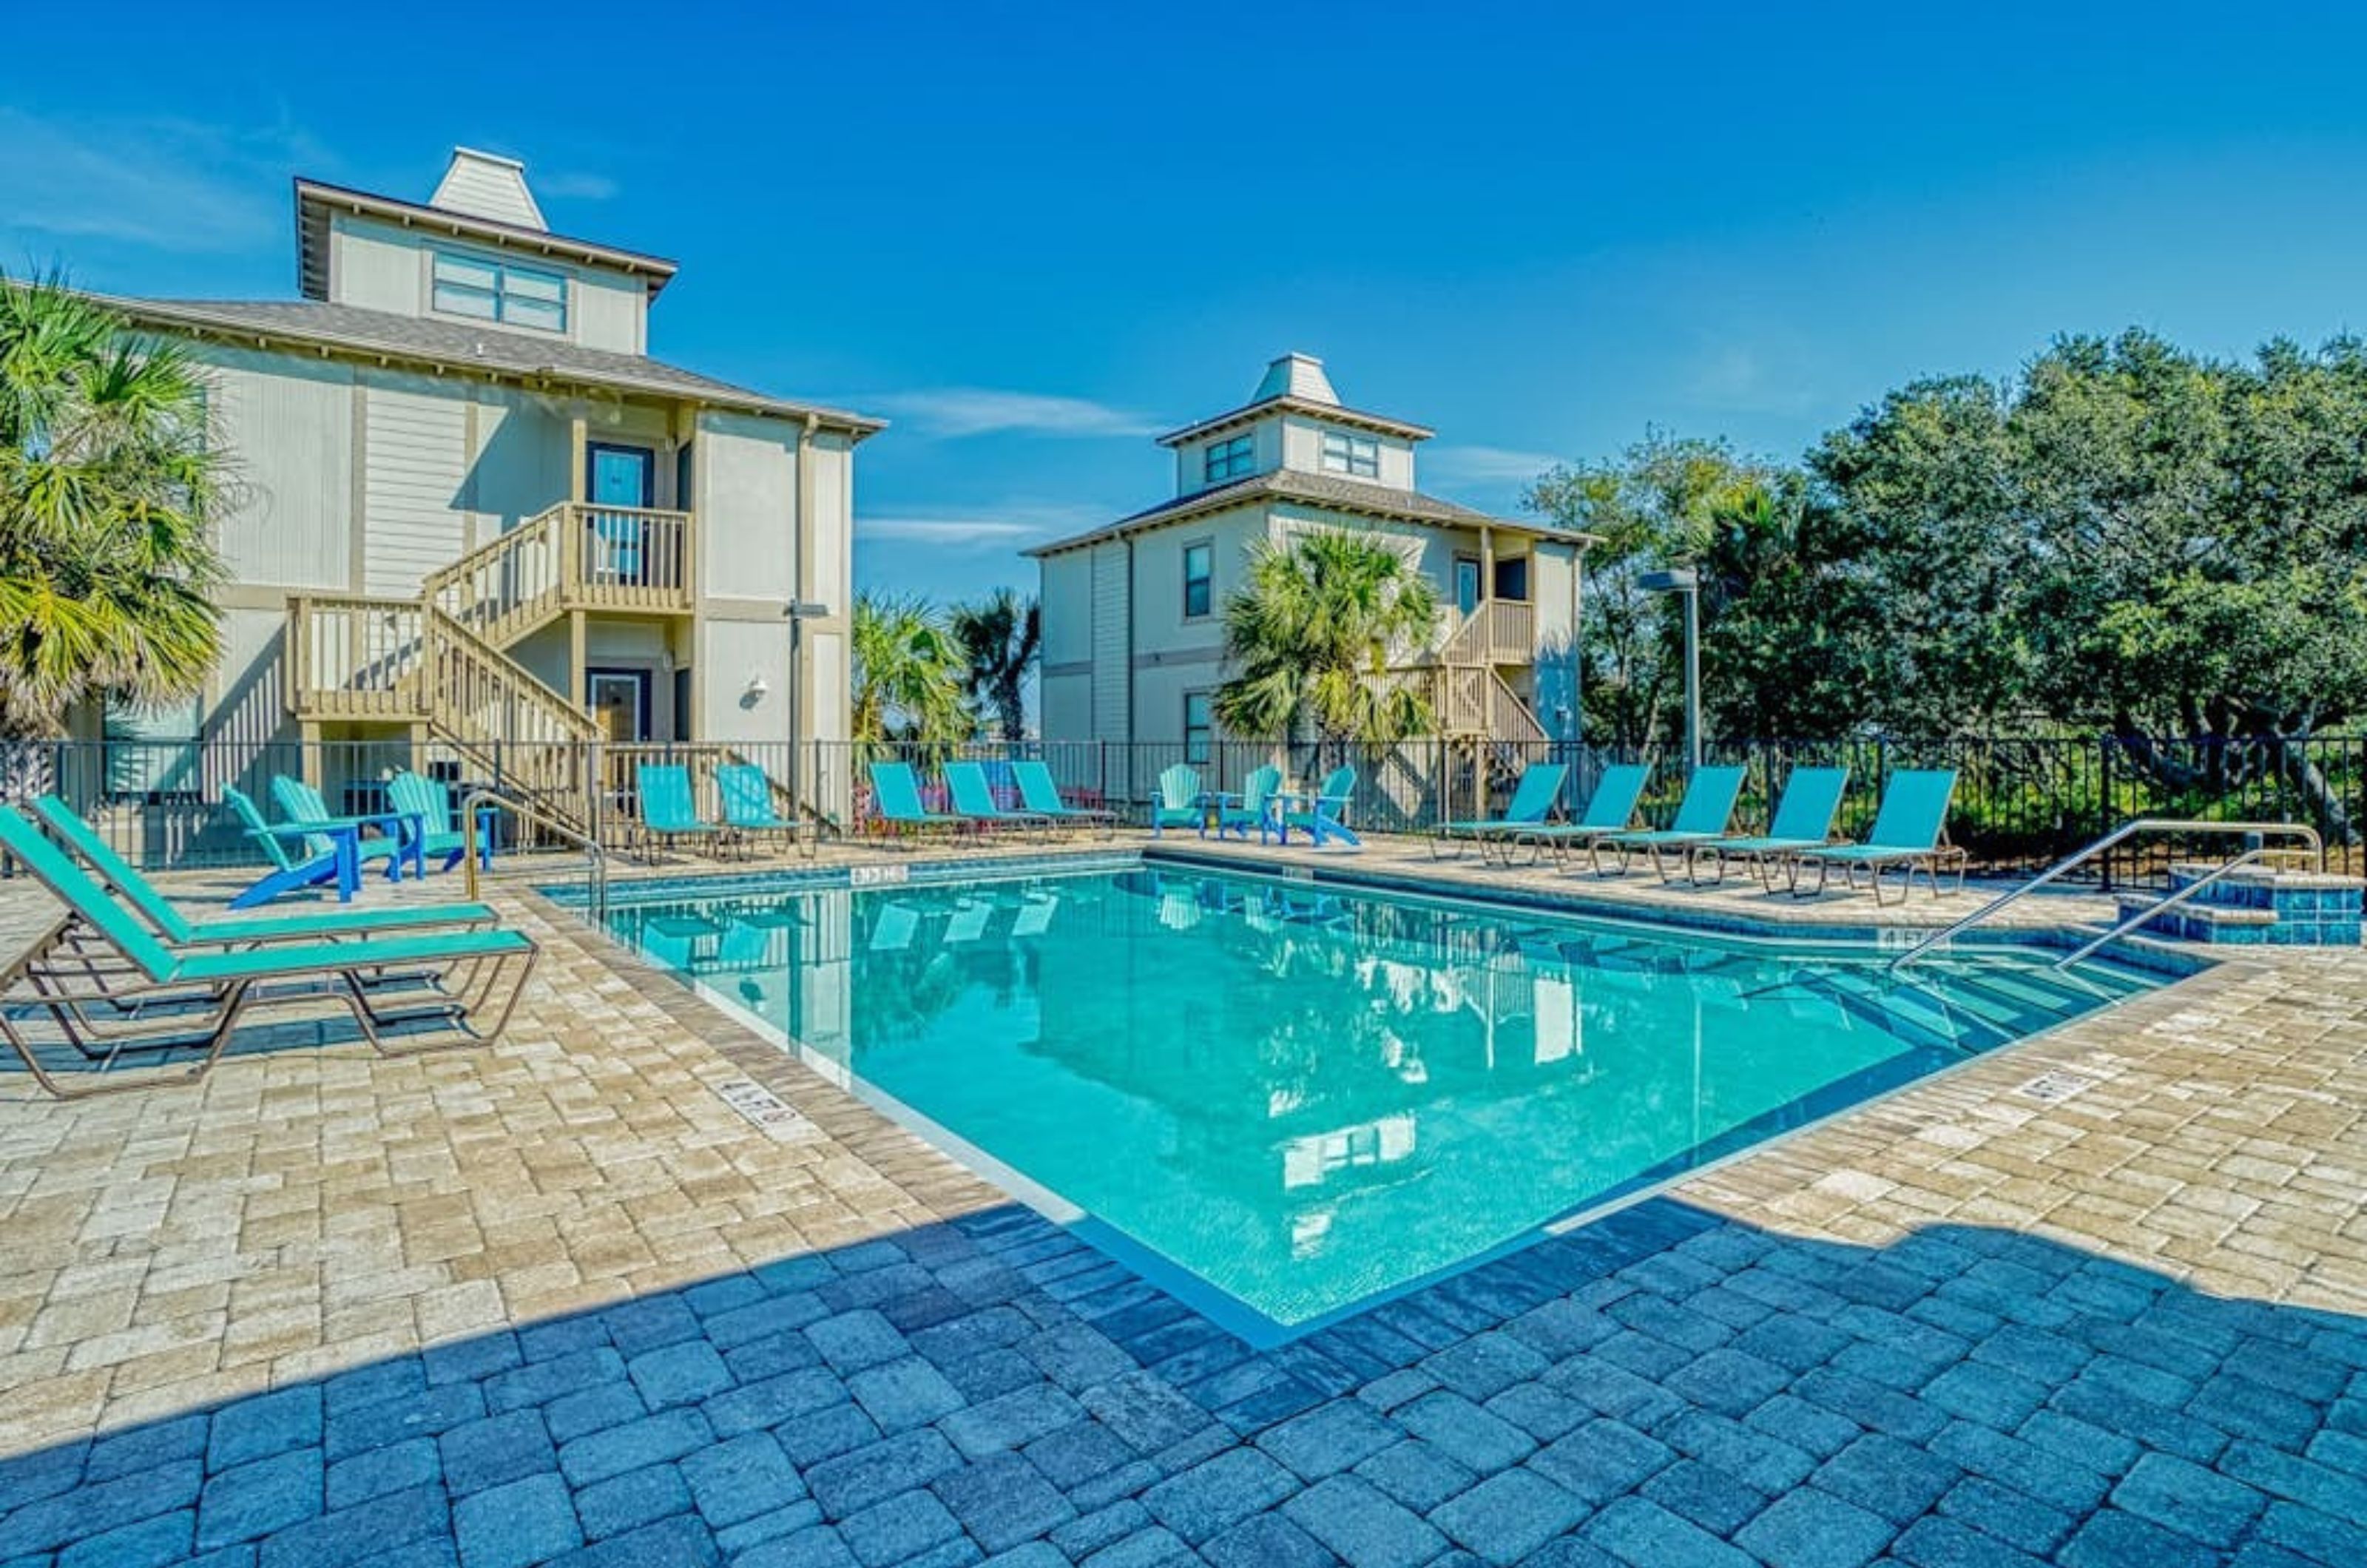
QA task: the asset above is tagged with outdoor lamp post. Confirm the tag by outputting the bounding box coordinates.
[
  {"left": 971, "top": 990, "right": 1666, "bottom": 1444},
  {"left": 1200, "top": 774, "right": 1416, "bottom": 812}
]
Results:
[
  {"left": 784, "top": 600, "right": 829, "bottom": 818},
  {"left": 1638, "top": 567, "right": 1701, "bottom": 769}
]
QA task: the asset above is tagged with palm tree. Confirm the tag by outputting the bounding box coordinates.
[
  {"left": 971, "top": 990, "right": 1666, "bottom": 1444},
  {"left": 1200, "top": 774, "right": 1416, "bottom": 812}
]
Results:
[
  {"left": 949, "top": 588, "right": 1040, "bottom": 741},
  {"left": 851, "top": 591, "right": 972, "bottom": 748},
  {"left": 1212, "top": 530, "right": 1440, "bottom": 760},
  {"left": 0, "top": 274, "right": 226, "bottom": 737}
]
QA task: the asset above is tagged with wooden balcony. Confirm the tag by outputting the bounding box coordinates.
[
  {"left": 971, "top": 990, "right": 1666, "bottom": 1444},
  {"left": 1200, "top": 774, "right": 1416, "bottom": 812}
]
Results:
[
  {"left": 287, "top": 595, "right": 425, "bottom": 720},
  {"left": 426, "top": 502, "right": 697, "bottom": 648},
  {"left": 1439, "top": 598, "right": 1535, "bottom": 667}
]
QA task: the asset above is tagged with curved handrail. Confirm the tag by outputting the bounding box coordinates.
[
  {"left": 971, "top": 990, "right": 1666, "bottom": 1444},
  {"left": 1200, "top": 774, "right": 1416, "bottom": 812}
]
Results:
[
  {"left": 1888, "top": 817, "right": 2322, "bottom": 973},
  {"left": 461, "top": 785, "right": 609, "bottom": 922}
]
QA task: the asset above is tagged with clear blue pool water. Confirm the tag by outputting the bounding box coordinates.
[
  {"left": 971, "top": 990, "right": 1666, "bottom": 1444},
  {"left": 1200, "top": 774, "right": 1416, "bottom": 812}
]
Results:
[{"left": 607, "top": 865, "right": 2156, "bottom": 1336}]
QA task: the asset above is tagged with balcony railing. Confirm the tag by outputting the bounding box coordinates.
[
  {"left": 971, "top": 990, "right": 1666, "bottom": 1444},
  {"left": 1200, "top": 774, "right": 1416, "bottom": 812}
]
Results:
[
  {"left": 1439, "top": 598, "right": 1535, "bottom": 667},
  {"left": 286, "top": 595, "right": 424, "bottom": 719},
  {"left": 565, "top": 504, "right": 695, "bottom": 612}
]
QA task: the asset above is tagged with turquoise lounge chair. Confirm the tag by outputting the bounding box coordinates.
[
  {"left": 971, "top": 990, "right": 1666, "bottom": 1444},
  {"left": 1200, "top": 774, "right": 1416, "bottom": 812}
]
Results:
[
  {"left": 1150, "top": 765, "right": 1203, "bottom": 837},
  {"left": 1792, "top": 768, "right": 1965, "bottom": 904},
  {"left": 387, "top": 771, "right": 493, "bottom": 873},
  {"left": 0, "top": 806, "right": 536, "bottom": 1099},
  {"left": 1692, "top": 766, "right": 1851, "bottom": 889},
  {"left": 868, "top": 760, "right": 968, "bottom": 848},
  {"left": 220, "top": 785, "right": 340, "bottom": 908},
  {"left": 1278, "top": 766, "right": 1360, "bottom": 849},
  {"left": 32, "top": 796, "right": 496, "bottom": 948},
  {"left": 1510, "top": 763, "right": 1652, "bottom": 868},
  {"left": 1429, "top": 762, "right": 1569, "bottom": 858},
  {"left": 633, "top": 763, "right": 724, "bottom": 861},
  {"left": 1010, "top": 760, "right": 1116, "bottom": 837},
  {"left": 717, "top": 763, "right": 803, "bottom": 858},
  {"left": 1598, "top": 766, "right": 1749, "bottom": 877},
  {"left": 945, "top": 761, "right": 1050, "bottom": 839},
  {"left": 1213, "top": 765, "right": 1283, "bottom": 842}
]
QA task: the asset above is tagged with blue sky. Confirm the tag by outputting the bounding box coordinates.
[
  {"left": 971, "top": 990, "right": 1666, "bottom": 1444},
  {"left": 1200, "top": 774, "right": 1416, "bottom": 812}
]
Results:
[{"left": 7, "top": 2, "right": 2366, "bottom": 605}]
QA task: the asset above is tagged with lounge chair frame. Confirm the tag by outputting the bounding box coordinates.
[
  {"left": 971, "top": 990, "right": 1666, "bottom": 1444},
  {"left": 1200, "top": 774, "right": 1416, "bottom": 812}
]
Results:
[{"left": 0, "top": 811, "right": 536, "bottom": 1099}]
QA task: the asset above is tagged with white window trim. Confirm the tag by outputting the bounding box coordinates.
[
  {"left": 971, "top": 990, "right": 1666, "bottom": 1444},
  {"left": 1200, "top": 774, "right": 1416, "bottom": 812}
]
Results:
[
  {"left": 1320, "top": 430, "right": 1380, "bottom": 479},
  {"left": 1203, "top": 433, "right": 1255, "bottom": 487},
  {"left": 1181, "top": 538, "right": 1216, "bottom": 621},
  {"left": 426, "top": 245, "right": 573, "bottom": 337}
]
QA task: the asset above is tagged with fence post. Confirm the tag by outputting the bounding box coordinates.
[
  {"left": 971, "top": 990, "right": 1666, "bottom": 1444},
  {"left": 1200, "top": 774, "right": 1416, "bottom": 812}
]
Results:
[{"left": 2096, "top": 737, "right": 2113, "bottom": 893}]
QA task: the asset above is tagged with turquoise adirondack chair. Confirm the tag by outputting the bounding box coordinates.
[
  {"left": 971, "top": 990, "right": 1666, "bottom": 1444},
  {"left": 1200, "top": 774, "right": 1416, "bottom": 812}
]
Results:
[
  {"left": 387, "top": 771, "right": 492, "bottom": 872},
  {"left": 1151, "top": 765, "right": 1203, "bottom": 837},
  {"left": 270, "top": 776, "right": 404, "bottom": 876},
  {"left": 1278, "top": 766, "right": 1360, "bottom": 848},
  {"left": 1213, "top": 766, "right": 1283, "bottom": 842},
  {"left": 220, "top": 786, "right": 341, "bottom": 908}
]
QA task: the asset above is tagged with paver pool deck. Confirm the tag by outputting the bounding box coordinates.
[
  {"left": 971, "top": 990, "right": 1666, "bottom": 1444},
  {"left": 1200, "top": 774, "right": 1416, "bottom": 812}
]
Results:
[{"left": 2, "top": 835, "right": 2366, "bottom": 1566}]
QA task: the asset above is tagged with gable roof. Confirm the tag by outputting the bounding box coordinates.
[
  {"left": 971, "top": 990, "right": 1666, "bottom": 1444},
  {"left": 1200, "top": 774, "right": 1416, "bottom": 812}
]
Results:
[
  {"left": 1027, "top": 468, "right": 1590, "bottom": 557},
  {"left": 107, "top": 295, "right": 884, "bottom": 437}
]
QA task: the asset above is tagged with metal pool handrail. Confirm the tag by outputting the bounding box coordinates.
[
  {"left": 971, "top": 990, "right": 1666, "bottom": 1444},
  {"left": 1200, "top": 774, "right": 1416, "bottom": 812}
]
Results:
[
  {"left": 462, "top": 785, "right": 609, "bottom": 922},
  {"left": 1887, "top": 818, "right": 2323, "bottom": 973}
]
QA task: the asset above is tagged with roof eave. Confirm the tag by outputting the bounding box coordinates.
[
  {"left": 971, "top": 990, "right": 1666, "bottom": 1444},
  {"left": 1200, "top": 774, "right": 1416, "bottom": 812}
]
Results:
[
  {"left": 293, "top": 178, "right": 682, "bottom": 302},
  {"left": 1024, "top": 481, "right": 1576, "bottom": 559},
  {"left": 1155, "top": 395, "right": 1435, "bottom": 447},
  {"left": 109, "top": 297, "right": 886, "bottom": 439}
]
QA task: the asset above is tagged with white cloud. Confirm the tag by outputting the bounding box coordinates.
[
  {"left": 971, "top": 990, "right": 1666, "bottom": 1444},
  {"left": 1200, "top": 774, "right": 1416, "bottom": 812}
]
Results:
[
  {"left": 1423, "top": 444, "right": 1565, "bottom": 486},
  {"left": 537, "top": 170, "right": 619, "bottom": 201},
  {"left": 1682, "top": 342, "right": 1821, "bottom": 417},
  {"left": 0, "top": 109, "right": 325, "bottom": 254},
  {"left": 866, "top": 387, "right": 1161, "bottom": 440},
  {"left": 858, "top": 503, "right": 1105, "bottom": 553}
]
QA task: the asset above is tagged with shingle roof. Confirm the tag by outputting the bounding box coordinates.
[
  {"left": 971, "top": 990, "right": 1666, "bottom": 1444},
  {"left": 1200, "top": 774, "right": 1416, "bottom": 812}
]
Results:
[
  {"left": 1027, "top": 468, "right": 1581, "bottom": 557},
  {"left": 104, "top": 296, "right": 884, "bottom": 436}
]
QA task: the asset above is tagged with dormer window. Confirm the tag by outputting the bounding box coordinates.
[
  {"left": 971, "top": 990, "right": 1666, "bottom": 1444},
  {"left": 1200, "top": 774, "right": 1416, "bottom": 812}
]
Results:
[
  {"left": 431, "top": 249, "right": 568, "bottom": 333},
  {"left": 1203, "top": 434, "right": 1255, "bottom": 486},
  {"left": 1321, "top": 430, "right": 1380, "bottom": 479}
]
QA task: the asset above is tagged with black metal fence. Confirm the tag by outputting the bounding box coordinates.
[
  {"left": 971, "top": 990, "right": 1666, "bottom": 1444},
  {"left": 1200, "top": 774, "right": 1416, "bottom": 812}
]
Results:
[{"left": 5, "top": 732, "right": 2365, "bottom": 884}]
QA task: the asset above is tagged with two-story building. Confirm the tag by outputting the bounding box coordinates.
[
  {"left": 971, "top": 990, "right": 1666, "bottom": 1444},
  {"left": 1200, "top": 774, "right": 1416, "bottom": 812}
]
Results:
[
  {"left": 1030, "top": 354, "right": 1588, "bottom": 805},
  {"left": 97, "top": 146, "right": 879, "bottom": 828}
]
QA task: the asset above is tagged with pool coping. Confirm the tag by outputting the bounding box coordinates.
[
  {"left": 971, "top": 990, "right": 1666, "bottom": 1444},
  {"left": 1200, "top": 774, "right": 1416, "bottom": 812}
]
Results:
[{"left": 541, "top": 850, "right": 2219, "bottom": 1347}]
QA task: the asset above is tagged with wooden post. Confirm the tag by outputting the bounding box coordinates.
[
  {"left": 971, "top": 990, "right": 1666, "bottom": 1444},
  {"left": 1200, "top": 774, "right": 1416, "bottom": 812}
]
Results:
[{"left": 570, "top": 612, "right": 588, "bottom": 709}]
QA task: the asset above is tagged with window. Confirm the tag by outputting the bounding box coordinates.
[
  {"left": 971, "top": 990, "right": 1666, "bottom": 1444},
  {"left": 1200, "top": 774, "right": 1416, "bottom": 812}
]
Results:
[
  {"left": 1203, "top": 434, "right": 1255, "bottom": 485},
  {"left": 1183, "top": 692, "right": 1212, "bottom": 763},
  {"left": 432, "top": 250, "right": 569, "bottom": 332},
  {"left": 1320, "top": 430, "right": 1380, "bottom": 479},
  {"left": 1182, "top": 541, "right": 1214, "bottom": 618}
]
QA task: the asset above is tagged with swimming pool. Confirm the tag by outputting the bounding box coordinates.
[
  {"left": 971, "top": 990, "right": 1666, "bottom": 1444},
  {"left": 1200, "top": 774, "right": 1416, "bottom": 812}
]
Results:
[{"left": 605, "top": 863, "right": 2157, "bottom": 1339}]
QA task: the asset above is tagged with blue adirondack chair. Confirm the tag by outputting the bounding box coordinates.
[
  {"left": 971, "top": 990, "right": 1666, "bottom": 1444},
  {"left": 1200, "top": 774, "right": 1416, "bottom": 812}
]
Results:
[
  {"left": 1213, "top": 766, "right": 1283, "bottom": 842},
  {"left": 221, "top": 786, "right": 342, "bottom": 909},
  {"left": 1278, "top": 766, "right": 1360, "bottom": 848}
]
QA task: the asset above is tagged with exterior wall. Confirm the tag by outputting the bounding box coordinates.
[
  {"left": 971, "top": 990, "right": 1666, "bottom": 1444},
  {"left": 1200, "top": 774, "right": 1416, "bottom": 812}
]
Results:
[
  {"left": 198, "top": 347, "right": 354, "bottom": 591},
  {"left": 326, "top": 212, "right": 649, "bottom": 354},
  {"left": 695, "top": 412, "right": 798, "bottom": 604},
  {"left": 1277, "top": 415, "right": 1416, "bottom": 490},
  {"left": 359, "top": 373, "right": 472, "bottom": 595},
  {"left": 573, "top": 271, "right": 646, "bottom": 355},
  {"left": 1088, "top": 542, "right": 1132, "bottom": 742},
  {"left": 470, "top": 390, "right": 573, "bottom": 536},
  {"left": 1169, "top": 419, "right": 1284, "bottom": 496}
]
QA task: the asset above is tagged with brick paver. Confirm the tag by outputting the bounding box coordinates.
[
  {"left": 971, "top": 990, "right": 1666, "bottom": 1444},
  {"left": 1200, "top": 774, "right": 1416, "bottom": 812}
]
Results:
[{"left": 1, "top": 843, "right": 2366, "bottom": 1564}]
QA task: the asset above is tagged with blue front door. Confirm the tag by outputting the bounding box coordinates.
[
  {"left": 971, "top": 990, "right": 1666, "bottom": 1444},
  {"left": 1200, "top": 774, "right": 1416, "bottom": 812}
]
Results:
[{"left": 587, "top": 445, "right": 654, "bottom": 581}]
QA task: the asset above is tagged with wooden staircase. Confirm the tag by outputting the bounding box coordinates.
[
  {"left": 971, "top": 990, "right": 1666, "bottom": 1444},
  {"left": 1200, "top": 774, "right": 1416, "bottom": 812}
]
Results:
[{"left": 286, "top": 499, "right": 695, "bottom": 834}]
